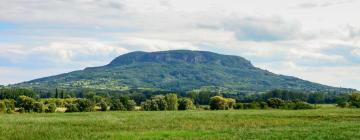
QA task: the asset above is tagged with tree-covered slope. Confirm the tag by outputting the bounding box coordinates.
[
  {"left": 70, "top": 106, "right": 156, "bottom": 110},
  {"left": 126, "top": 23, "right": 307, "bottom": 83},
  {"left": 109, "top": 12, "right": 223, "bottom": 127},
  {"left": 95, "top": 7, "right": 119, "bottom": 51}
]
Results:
[{"left": 16, "top": 50, "right": 353, "bottom": 93}]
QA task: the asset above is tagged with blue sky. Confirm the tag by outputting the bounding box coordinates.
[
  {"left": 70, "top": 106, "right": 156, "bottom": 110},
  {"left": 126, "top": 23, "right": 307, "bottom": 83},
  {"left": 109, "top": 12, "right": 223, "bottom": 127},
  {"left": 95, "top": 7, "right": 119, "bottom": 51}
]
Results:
[{"left": 0, "top": 0, "right": 360, "bottom": 90}]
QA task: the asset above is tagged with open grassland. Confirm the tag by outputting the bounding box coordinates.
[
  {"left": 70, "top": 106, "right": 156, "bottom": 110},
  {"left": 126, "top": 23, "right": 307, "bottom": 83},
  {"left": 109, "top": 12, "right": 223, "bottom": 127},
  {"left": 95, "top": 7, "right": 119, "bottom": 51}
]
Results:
[{"left": 1, "top": 105, "right": 360, "bottom": 140}]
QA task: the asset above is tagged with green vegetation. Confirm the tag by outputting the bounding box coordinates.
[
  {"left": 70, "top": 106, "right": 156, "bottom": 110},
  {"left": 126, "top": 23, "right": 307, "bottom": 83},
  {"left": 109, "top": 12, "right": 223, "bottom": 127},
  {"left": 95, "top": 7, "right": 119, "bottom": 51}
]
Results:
[
  {"left": 337, "top": 92, "right": 360, "bottom": 108},
  {"left": 15, "top": 50, "right": 354, "bottom": 93},
  {"left": 1, "top": 106, "right": 360, "bottom": 140}
]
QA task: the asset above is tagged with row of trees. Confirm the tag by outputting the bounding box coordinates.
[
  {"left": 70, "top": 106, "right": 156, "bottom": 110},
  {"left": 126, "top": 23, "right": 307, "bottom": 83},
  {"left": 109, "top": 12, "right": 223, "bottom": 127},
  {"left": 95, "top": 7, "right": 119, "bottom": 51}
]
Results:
[
  {"left": 141, "top": 94, "right": 195, "bottom": 111},
  {"left": 1, "top": 87, "right": 353, "bottom": 105},
  {"left": 208, "top": 96, "right": 313, "bottom": 110}
]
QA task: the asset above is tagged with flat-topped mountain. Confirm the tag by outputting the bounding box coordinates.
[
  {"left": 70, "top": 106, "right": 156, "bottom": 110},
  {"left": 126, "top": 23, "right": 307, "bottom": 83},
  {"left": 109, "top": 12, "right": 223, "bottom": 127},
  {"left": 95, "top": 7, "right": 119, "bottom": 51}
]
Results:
[{"left": 17, "top": 50, "right": 354, "bottom": 93}]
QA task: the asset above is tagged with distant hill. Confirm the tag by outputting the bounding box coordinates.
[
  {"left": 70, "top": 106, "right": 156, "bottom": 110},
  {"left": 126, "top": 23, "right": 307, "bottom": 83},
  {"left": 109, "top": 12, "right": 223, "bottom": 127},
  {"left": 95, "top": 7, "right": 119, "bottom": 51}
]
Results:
[{"left": 16, "top": 50, "right": 354, "bottom": 93}]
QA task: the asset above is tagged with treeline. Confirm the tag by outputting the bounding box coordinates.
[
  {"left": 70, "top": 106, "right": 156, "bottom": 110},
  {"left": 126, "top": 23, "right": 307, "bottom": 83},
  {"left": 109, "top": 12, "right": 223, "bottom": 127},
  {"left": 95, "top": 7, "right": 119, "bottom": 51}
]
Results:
[
  {"left": 337, "top": 92, "right": 360, "bottom": 108},
  {"left": 0, "top": 88, "right": 348, "bottom": 105},
  {"left": 1, "top": 93, "right": 317, "bottom": 114},
  {"left": 0, "top": 87, "right": 353, "bottom": 105}
]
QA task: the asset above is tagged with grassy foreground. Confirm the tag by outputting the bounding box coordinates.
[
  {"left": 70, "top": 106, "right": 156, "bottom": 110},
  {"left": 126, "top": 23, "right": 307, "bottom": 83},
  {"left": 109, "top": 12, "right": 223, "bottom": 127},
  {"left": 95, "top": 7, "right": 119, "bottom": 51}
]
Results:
[{"left": 1, "top": 106, "right": 360, "bottom": 140}]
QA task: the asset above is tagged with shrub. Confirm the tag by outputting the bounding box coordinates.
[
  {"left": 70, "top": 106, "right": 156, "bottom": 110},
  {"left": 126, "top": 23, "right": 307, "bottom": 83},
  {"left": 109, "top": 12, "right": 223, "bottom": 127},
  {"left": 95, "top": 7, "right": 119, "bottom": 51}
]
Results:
[
  {"left": 99, "top": 101, "right": 108, "bottom": 111},
  {"left": 55, "top": 99, "right": 64, "bottom": 107},
  {"left": 337, "top": 101, "right": 349, "bottom": 108},
  {"left": 151, "top": 95, "right": 167, "bottom": 111},
  {"left": 226, "top": 98, "right": 236, "bottom": 109},
  {"left": 165, "top": 93, "right": 178, "bottom": 110},
  {"left": 259, "top": 102, "right": 268, "bottom": 109},
  {"left": 46, "top": 103, "right": 57, "bottom": 113},
  {"left": 349, "top": 93, "right": 360, "bottom": 108},
  {"left": 110, "top": 99, "right": 126, "bottom": 111},
  {"left": 18, "top": 108, "right": 25, "bottom": 113},
  {"left": 267, "top": 98, "right": 285, "bottom": 108},
  {"left": 234, "top": 103, "right": 243, "bottom": 109},
  {"left": 33, "top": 102, "right": 45, "bottom": 113},
  {"left": 77, "top": 99, "right": 95, "bottom": 112},
  {"left": 209, "top": 96, "right": 228, "bottom": 110},
  {"left": 1, "top": 99, "right": 15, "bottom": 113},
  {"left": 250, "top": 102, "right": 260, "bottom": 109},
  {"left": 242, "top": 102, "right": 259, "bottom": 109},
  {"left": 17, "top": 96, "right": 36, "bottom": 112},
  {"left": 283, "top": 101, "right": 314, "bottom": 110},
  {"left": 209, "top": 96, "right": 236, "bottom": 110},
  {"left": 65, "top": 103, "right": 79, "bottom": 112},
  {"left": 178, "top": 98, "right": 195, "bottom": 110},
  {"left": 125, "top": 100, "right": 136, "bottom": 111},
  {"left": 141, "top": 100, "right": 159, "bottom": 111}
]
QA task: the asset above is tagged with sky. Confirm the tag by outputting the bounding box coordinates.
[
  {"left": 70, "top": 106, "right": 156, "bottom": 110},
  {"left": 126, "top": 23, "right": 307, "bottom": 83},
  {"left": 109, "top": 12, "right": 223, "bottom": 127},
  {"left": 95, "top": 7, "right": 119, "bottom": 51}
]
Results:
[{"left": 0, "top": 0, "right": 360, "bottom": 90}]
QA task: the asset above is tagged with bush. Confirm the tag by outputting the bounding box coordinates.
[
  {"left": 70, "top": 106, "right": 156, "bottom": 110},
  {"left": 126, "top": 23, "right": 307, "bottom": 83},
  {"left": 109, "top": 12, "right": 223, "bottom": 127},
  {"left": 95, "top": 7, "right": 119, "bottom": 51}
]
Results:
[
  {"left": 209, "top": 96, "right": 228, "bottom": 110},
  {"left": 46, "top": 103, "right": 57, "bottom": 113},
  {"left": 283, "top": 101, "right": 314, "bottom": 110},
  {"left": 33, "top": 102, "right": 45, "bottom": 113},
  {"left": 267, "top": 98, "right": 285, "bottom": 108},
  {"left": 152, "top": 95, "right": 167, "bottom": 111},
  {"left": 209, "top": 96, "right": 236, "bottom": 110},
  {"left": 141, "top": 100, "right": 159, "bottom": 111},
  {"left": 337, "top": 101, "right": 349, "bottom": 108},
  {"left": 165, "top": 93, "right": 178, "bottom": 110},
  {"left": 77, "top": 99, "right": 95, "bottom": 112},
  {"left": 234, "top": 103, "right": 243, "bottom": 109},
  {"left": 125, "top": 100, "right": 136, "bottom": 111},
  {"left": 99, "top": 101, "right": 108, "bottom": 111},
  {"left": 0, "top": 99, "right": 15, "bottom": 113},
  {"left": 0, "top": 100, "right": 5, "bottom": 113},
  {"left": 259, "top": 102, "right": 268, "bottom": 109},
  {"left": 65, "top": 103, "right": 79, "bottom": 112},
  {"left": 17, "top": 96, "right": 36, "bottom": 112},
  {"left": 110, "top": 99, "right": 126, "bottom": 111},
  {"left": 178, "top": 98, "right": 195, "bottom": 110},
  {"left": 226, "top": 98, "right": 236, "bottom": 109},
  {"left": 349, "top": 93, "right": 360, "bottom": 108},
  {"left": 242, "top": 102, "right": 260, "bottom": 109}
]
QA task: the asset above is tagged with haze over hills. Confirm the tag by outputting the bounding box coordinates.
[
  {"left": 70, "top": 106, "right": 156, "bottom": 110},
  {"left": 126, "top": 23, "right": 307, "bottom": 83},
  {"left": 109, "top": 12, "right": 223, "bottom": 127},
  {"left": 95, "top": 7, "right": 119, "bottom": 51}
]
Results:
[{"left": 16, "top": 50, "right": 354, "bottom": 93}]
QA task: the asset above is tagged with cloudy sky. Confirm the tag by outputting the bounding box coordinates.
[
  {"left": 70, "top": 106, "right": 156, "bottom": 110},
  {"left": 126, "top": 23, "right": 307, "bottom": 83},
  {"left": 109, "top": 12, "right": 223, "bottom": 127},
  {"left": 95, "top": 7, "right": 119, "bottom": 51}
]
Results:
[{"left": 0, "top": 0, "right": 360, "bottom": 90}]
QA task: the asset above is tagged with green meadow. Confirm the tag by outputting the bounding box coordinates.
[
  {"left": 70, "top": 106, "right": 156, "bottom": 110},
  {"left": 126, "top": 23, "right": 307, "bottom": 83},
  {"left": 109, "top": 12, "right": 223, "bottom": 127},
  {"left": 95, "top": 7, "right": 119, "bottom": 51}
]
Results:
[{"left": 1, "top": 105, "right": 360, "bottom": 140}]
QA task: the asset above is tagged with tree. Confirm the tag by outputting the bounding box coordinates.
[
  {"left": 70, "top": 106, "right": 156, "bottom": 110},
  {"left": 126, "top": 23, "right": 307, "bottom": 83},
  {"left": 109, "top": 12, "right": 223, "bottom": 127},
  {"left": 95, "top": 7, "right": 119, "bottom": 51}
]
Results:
[
  {"left": 125, "top": 100, "right": 136, "bottom": 111},
  {"left": 141, "top": 100, "right": 159, "bottom": 111},
  {"left": 349, "top": 92, "right": 360, "bottom": 108},
  {"left": 33, "top": 102, "right": 45, "bottom": 113},
  {"left": 178, "top": 98, "right": 195, "bottom": 110},
  {"left": 65, "top": 103, "right": 79, "bottom": 112},
  {"left": 209, "top": 96, "right": 227, "bottom": 110},
  {"left": 308, "top": 93, "right": 325, "bottom": 105},
  {"left": 0, "top": 99, "right": 15, "bottom": 113},
  {"left": 0, "top": 100, "right": 5, "bottom": 113},
  {"left": 55, "top": 88, "right": 59, "bottom": 98},
  {"left": 17, "top": 96, "right": 36, "bottom": 112},
  {"left": 77, "top": 99, "right": 95, "bottom": 112},
  {"left": 152, "top": 95, "right": 167, "bottom": 111},
  {"left": 226, "top": 98, "right": 236, "bottom": 109},
  {"left": 165, "top": 93, "right": 178, "bottom": 110},
  {"left": 99, "top": 101, "right": 108, "bottom": 111},
  {"left": 46, "top": 103, "right": 57, "bottom": 113},
  {"left": 267, "top": 98, "right": 285, "bottom": 108},
  {"left": 110, "top": 99, "right": 126, "bottom": 111}
]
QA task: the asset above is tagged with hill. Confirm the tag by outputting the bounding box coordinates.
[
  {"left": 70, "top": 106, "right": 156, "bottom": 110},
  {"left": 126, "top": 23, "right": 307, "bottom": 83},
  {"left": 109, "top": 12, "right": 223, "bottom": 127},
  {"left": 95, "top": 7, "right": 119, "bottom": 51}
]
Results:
[{"left": 16, "top": 50, "right": 353, "bottom": 93}]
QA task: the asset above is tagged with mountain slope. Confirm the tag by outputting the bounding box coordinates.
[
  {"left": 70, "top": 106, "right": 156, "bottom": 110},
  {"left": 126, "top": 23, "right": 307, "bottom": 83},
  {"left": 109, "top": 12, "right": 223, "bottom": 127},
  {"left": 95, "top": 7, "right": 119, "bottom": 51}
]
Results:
[{"left": 17, "top": 50, "right": 353, "bottom": 92}]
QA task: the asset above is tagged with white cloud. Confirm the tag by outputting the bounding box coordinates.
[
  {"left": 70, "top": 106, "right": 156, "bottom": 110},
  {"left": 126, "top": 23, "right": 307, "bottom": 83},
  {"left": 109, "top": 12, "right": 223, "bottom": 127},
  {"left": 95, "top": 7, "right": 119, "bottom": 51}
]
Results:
[
  {"left": 118, "top": 37, "right": 200, "bottom": 51},
  {"left": 0, "top": 0, "right": 360, "bottom": 90}
]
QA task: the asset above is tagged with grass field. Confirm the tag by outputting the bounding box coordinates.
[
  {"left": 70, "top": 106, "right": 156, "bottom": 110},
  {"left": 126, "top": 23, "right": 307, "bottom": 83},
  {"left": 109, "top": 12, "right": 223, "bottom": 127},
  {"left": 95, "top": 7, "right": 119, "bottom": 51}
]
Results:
[{"left": 1, "top": 105, "right": 360, "bottom": 140}]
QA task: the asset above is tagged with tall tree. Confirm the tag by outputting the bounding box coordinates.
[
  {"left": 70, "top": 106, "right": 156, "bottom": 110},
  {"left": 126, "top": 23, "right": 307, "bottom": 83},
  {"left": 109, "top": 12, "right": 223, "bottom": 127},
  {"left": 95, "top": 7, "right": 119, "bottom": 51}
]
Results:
[{"left": 165, "top": 93, "right": 178, "bottom": 110}]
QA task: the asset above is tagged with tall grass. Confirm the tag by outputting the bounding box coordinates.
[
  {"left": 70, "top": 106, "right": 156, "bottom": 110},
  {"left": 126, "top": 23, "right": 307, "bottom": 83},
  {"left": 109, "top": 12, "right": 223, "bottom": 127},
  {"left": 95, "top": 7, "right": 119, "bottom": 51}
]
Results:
[{"left": 1, "top": 105, "right": 360, "bottom": 140}]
